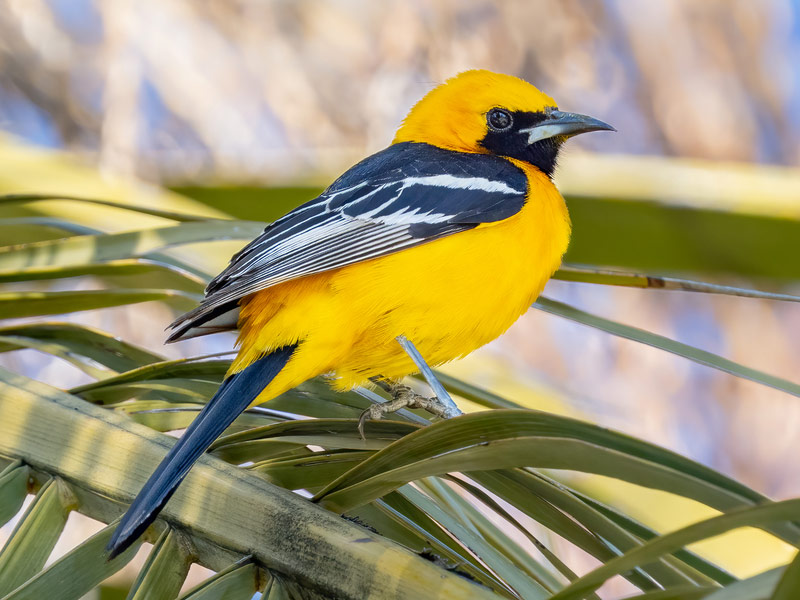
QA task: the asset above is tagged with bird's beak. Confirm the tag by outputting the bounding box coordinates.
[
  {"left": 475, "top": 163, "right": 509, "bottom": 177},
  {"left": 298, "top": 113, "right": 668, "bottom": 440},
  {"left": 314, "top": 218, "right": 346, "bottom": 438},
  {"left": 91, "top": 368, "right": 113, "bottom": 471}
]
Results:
[{"left": 519, "top": 110, "right": 616, "bottom": 145}]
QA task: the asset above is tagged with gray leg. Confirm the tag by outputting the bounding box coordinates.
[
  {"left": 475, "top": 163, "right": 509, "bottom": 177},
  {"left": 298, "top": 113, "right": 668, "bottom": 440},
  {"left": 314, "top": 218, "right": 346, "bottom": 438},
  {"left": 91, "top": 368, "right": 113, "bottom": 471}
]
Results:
[
  {"left": 395, "top": 335, "right": 462, "bottom": 419},
  {"left": 355, "top": 336, "right": 463, "bottom": 438},
  {"left": 354, "top": 385, "right": 429, "bottom": 427},
  {"left": 357, "top": 382, "right": 457, "bottom": 439}
]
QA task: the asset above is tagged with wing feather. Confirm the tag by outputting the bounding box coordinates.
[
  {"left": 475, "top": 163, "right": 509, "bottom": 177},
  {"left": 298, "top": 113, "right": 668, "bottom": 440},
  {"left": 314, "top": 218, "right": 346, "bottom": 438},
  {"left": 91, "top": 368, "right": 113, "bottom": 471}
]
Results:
[{"left": 168, "top": 142, "right": 528, "bottom": 341}]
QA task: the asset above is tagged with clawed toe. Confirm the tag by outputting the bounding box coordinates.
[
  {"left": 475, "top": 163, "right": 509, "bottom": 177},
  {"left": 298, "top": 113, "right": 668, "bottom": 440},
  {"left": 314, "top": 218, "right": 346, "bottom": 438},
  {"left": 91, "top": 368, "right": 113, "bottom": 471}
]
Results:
[{"left": 358, "top": 382, "right": 459, "bottom": 439}]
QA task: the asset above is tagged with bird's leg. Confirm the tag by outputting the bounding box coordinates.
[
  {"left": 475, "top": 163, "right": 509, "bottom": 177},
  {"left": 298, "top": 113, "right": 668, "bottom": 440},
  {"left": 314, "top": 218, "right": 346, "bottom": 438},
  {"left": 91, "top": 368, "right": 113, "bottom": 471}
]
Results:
[
  {"left": 358, "top": 381, "right": 453, "bottom": 439},
  {"left": 358, "top": 337, "right": 463, "bottom": 438},
  {"left": 395, "top": 335, "right": 462, "bottom": 419}
]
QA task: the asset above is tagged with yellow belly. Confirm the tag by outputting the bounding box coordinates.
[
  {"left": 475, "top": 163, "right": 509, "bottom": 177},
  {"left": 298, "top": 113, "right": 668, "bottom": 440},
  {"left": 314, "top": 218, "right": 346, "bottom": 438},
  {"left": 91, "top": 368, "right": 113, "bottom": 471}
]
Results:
[{"left": 232, "top": 163, "right": 570, "bottom": 403}]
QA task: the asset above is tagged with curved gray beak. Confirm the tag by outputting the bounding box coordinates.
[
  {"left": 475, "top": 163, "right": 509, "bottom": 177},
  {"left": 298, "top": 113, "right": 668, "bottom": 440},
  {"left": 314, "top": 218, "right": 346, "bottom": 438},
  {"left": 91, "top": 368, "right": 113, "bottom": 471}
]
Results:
[{"left": 519, "top": 110, "right": 616, "bottom": 145}]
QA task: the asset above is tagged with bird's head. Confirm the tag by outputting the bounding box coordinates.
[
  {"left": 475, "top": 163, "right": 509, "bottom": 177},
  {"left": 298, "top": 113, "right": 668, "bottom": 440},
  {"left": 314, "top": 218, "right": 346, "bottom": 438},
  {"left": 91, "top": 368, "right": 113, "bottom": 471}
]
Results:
[{"left": 394, "top": 69, "right": 614, "bottom": 177}]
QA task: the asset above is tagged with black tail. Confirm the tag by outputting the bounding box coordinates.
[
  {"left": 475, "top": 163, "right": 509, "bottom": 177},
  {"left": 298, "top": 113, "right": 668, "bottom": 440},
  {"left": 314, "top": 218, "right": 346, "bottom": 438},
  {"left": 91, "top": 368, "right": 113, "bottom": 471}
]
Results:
[{"left": 106, "top": 345, "right": 296, "bottom": 558}]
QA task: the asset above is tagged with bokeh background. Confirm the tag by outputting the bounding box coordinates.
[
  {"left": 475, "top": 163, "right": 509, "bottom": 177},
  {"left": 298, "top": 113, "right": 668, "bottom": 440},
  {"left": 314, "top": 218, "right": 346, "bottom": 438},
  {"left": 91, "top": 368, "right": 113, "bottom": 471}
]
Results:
[
  {"left": 1, "top": 0, "right": 800, "bottom": 595},
  {"left": 3, "top": 1, "right": 800, "bottom": 176}
]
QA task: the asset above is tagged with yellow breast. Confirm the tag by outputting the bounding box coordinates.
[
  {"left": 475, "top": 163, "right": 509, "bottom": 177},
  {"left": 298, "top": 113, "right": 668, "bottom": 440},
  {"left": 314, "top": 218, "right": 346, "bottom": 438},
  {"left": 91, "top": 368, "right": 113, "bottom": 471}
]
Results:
[{"left": 234, "top": 162, "right": 570, "bottom": 400}]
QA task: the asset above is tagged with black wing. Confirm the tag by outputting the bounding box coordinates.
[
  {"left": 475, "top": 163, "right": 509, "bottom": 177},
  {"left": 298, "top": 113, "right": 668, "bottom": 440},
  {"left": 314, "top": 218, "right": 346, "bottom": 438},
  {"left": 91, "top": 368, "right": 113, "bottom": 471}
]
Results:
[{"left": 168, "top": 142, "right": 528, "bottom": 341}]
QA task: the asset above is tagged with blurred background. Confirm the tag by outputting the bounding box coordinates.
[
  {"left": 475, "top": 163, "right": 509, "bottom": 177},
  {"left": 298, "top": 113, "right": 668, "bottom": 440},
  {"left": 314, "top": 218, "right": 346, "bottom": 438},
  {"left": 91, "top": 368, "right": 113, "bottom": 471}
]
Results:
[
  {"left": 1, "top": 0, "right": 800, "bottom": 594},
  {"left": 2, "top": 0, "right": 799, "bottom": 177}
]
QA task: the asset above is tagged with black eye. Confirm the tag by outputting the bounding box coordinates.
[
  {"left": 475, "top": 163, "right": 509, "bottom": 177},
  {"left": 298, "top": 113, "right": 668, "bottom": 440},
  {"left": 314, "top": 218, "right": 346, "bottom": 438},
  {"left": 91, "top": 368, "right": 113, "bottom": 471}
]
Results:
[{"left": 487, "top": 108, "right": 513, "bottom": 131}]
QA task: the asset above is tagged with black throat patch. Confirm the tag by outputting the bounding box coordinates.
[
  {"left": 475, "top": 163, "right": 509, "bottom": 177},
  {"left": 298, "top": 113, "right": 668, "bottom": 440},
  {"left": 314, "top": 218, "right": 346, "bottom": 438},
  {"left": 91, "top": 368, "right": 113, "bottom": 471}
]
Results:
[{"left": 480, "top": 110, "right": 563, "bottom": 178}]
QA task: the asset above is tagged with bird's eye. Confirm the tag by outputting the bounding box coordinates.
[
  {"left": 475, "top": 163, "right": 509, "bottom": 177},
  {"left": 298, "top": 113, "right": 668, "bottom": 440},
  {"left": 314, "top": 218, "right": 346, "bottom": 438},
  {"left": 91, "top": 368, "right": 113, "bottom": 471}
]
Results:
[{"left": 487, "top": 108, "right": 513, "bottom": 131}]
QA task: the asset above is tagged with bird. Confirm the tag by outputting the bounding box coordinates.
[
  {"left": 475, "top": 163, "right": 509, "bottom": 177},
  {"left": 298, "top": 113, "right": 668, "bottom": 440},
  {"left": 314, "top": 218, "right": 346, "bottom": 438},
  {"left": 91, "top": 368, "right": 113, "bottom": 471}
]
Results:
[{"left": 107, "top": 69, "right": 614, "bottom": 557}]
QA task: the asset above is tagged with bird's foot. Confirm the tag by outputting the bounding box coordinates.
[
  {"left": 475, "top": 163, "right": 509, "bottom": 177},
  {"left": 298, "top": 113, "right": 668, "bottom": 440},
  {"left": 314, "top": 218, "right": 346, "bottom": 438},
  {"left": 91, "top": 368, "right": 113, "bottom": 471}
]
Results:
[{"left": 358, "top": 383, "right": 456, "bottom": 439}]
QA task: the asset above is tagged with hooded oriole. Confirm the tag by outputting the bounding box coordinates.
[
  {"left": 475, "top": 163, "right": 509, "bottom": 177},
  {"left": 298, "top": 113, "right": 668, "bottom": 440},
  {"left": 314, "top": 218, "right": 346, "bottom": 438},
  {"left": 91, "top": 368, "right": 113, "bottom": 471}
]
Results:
[{"left": 107, "top": 69, "right": 614, "bottom": 556}]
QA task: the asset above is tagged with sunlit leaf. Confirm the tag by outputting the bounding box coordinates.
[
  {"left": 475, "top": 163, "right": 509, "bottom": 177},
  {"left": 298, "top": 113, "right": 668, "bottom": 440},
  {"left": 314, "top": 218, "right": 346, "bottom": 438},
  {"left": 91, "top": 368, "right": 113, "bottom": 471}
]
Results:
[
  {"left": 177, "top": 560, "right": 258, "bottom": 600},
  {"left": 0, "top": 221, "right": 263, "bottom": 273},
  {"left": 0, "top": 478, "right": 74, "bottom": 596},
  {"left": 3, "top": 521, "right": 142, "bottom": 600},
  {"left": 0, "top": 366, "right": 493, "bottom": 600},
  {"left": 0, "top": 193, "right": 215, "bottom": 223}
]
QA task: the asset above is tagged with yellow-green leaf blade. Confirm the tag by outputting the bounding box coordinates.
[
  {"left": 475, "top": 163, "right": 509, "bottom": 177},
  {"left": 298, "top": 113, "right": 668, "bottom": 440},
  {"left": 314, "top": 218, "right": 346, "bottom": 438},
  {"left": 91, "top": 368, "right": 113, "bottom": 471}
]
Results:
[
  {"left": 177, "top": 561, "right": 259, "bottom": 600},
  {"left": 554, "top": 265, "right": 800, "bottom": 303},
  {"left": 0, "top": 478, "right": 73, "bottom": 596},
  {"left": 0, "top": 462, "right": 29, "bottom": 528},
  {"left": 771, "top": 551, "right": 800, "bottom": 600},
  {"left": 3, "top": 521, "right": 142, "bottom": 600},
  {"left": 126, "top": 528, "right": 190, "bottom": 600},
  {"left": 548, "top": 500, "right": 800, "bottom": 600},
  {"left": 0, "top": 289, "right": 200, "bottom": 319},
  {"left": 534, "top": 296, "right": 800, "bottom": 397}
]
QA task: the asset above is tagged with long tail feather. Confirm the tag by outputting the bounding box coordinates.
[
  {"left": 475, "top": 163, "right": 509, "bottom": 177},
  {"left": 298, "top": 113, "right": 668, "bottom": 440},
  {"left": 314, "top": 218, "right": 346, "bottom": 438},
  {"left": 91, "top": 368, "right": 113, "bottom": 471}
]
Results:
[{"left": 106, "top": 344, "right": 296, "bottom": 558}]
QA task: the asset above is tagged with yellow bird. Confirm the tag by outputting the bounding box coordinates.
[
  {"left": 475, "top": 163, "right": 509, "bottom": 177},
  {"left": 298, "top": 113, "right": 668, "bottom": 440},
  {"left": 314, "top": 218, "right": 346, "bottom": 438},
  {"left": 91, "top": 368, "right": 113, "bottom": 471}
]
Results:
[{"left": 108, "top": 69, "right": 614, "bottom": 556}]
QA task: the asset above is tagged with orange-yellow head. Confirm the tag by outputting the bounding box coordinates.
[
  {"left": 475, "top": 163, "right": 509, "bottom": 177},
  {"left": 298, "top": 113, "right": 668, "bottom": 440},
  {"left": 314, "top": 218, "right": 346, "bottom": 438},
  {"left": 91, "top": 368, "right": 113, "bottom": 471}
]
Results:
[{"left": 394, "top": 70, "right": 614, "bottom": 177}]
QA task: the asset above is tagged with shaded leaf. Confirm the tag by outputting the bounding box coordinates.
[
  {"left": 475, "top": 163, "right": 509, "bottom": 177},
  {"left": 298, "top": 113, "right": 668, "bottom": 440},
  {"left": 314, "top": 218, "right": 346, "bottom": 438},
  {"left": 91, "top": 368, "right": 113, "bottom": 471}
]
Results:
[
  {"left": 0, "top": 289, "right": 200, "bottom": 319},
  {"left": 398, "top": 484, "right": 550, "bottom": 599},
  {"left": 0, "top": 322, "right": 163, "bottom": 372},
  {"left": 252, "top": 450, "right": 376, "bottom": 490},
  {"left": 470, "top": 469, "right": 724, "bottom": 587},
  {"left": 0, "top": 258, "right": 206, "bottom": 293},
  {"left": 346, "top": 496, "right": 502, "bottom": 591},
  {"left": 0, "top": 335, "right": 113, "bottom": 380},
  {"left": 562, "top": 192, "right": 800, "bottom": 280},
  {"left": 0, "top": 216, "right": 101, "bottom": 238},
  {"left": 548, "top": 500, "right": 800, "bottom": 600},
  {"left": 419, "top": 477, "right": 564, "bottom": 593},
  {"left": 567, "top": 484, "right": 736, "bottom": 585},
  {"left": 621, "top": 586, "right": 717, "bottom": 600},
  {"left": 554, "top": 265, "right": 800, "bottom": 303},
  {"left": 314, "top": 410, "right": 789, "bottom": 544},
  {"left": 0, "top": 462, "right": 29, "bottom": 528},
  {"left": 425, "top": 371, "right": 525, "bottom": 410},
  {"left": 464, "top": 470, "right": 663, "bottom": 592},
  {"left": 771, "top": 551, "right": 800, "bottom": 600},
  {"left": 535, "top": 297, "right": 800, "bottom": 398},
  {"left": 113, "top": 401, "right": 278, "bottom": 432},
  {"left": 126, "top": 528, "right": 191, "bottom": 600},
  {"left": 70, "top": 358, "right": 230, "bottom": 399}
]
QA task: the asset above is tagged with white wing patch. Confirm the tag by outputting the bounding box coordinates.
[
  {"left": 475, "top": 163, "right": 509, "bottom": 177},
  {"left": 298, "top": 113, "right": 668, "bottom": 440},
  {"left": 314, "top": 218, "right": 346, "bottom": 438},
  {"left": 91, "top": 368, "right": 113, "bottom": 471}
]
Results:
[
  {"left": 351, "top": 174, "right": 523, "bottom": 225},
  {"left": 168, "top": 142, "right": 530, "bottom": 342},
  {"left": 401, "top": 174, "right": 522, "bottom": 194}
]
